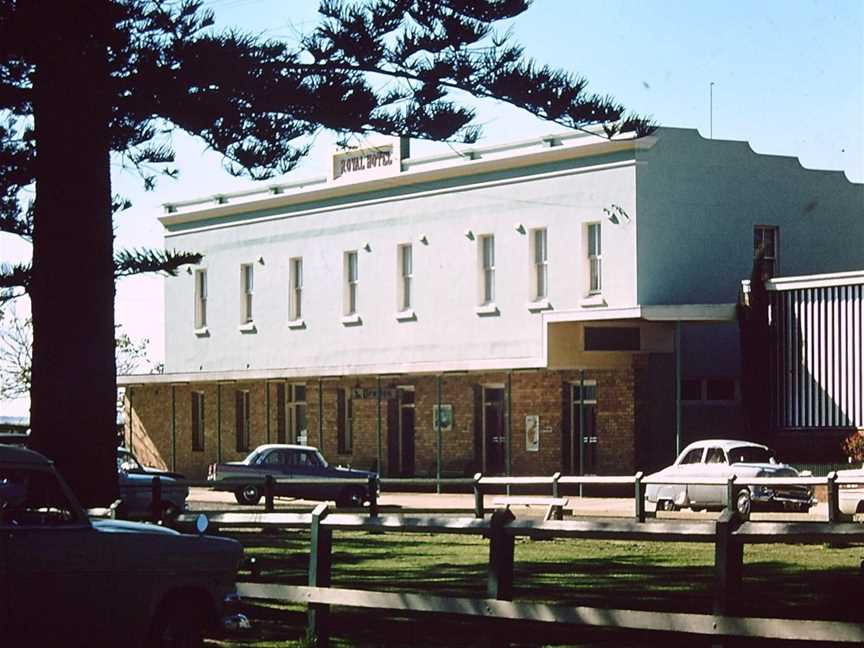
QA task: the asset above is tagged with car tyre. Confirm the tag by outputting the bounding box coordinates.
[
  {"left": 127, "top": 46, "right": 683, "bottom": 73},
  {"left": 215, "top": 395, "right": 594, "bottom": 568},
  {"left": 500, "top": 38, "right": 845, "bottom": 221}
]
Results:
[
  {"left": 336, "top": 487, "right": 365, "bottom": 508},
  {"left": 736, "top": 489, "right": 752, "bottom": 516},
  {"left": 148, "top": 603, "right": 205, "bottom": 648},
  {"left": 235, "top": 485, "right": 262, "bottom": 505}
]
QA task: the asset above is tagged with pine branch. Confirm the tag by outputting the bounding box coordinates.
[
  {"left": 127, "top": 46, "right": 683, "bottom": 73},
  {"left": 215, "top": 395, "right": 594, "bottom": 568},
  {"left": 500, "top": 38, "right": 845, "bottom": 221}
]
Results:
[{"left": 114, "top": 247, "right": 203, "bottom": 278}]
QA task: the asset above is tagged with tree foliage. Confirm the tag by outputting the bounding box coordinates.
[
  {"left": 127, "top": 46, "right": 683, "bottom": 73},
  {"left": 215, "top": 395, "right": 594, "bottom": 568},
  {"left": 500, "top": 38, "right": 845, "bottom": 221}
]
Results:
[{"left": 0, "top": 0, "right": 653, "bottom": 504}]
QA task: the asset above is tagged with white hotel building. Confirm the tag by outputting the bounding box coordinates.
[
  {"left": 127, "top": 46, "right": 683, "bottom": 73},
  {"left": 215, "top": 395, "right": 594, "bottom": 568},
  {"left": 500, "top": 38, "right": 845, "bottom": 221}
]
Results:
[{"left": 119, "top": 128, "right": 863, "bottom": 479}]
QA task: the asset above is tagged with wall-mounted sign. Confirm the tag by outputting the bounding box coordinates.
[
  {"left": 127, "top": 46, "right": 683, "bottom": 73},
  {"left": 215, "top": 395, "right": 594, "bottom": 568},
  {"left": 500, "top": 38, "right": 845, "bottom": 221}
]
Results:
[
  {"left": 525, "top": 415, "right": 540, "bottom": 452},
  {"left": 351, "top": 387, "right": 398, "bottom": 400},
  {"left": 330, "top": 136, "right": 409, "bottom": 183},
  {"left": 433, "top": 404, "right": 453, "bottom": 433}
]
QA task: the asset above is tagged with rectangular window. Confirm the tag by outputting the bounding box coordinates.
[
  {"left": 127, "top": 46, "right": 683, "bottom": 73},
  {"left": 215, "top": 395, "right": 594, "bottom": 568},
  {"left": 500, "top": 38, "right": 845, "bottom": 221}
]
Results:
[
  {"left": 398, "top": 244, "right": 413, "bottom": 311},
  {"left": 584, "top": 327, "right": 640, "bottom": 351},
  {"left": 587, "top": 223, "right": 602, "bottom": 294},
  {"left": 240, "top": 264, "right": 254, "bottom": 324},
  {"left": 194, "top": 269, "right": 207, "bottom": 329},
  {"left": 531, "top": 228, "right": 548, "bottom": 300},
  {"left": 235, "top": 390, "right": 250, "bottom": 452},
  {"left": 289, "top": 257, "right": 303, "bottom": 321},
  {"left": 191, "top": 391, "right": 205, "bottom": 451},
  {"left": 480, "top": 234, "right": 495, "bottom": 304},
  {"left": 336, "top": 388, "right": 353, "bottom": 454},
  {"left": 753, "top": 225, "right": 778, "bottom": 279},
  {"left": 287, "top": 383, "right": 307, "bottom": 445},
  {"left": 344, "top": 251, "right": 358, "bottom": 315}
]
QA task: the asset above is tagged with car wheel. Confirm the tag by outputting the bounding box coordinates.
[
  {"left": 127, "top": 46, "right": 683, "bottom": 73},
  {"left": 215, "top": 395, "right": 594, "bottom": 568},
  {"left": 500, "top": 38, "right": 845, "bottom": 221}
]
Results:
[
  {"left": 337, "top": 487, "right": 365, "bottom": 508},
  {"left": 235, "top": 485, "right": 262, "bottom": 505},
  {"left": 735, "top": 489, "right": 752, "bottom": 516},
  {"left": 148, "top": 603, "right": 204, "bottom": 648}
]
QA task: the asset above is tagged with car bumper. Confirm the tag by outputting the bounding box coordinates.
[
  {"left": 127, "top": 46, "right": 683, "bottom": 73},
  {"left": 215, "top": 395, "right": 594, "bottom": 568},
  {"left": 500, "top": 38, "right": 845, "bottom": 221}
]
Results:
[{"left": 751, "top": 486, "right": 815, "bottom": 509}]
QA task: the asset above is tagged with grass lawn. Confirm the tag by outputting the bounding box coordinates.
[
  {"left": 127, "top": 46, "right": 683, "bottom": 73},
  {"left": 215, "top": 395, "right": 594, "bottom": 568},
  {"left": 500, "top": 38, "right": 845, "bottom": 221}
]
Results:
[{"left": 207, "top": 528, "right": 864, "bottom": 647}]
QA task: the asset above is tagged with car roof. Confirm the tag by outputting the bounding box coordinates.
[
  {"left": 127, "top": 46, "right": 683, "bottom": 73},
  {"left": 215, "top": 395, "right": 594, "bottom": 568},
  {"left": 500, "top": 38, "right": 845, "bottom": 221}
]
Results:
[
  {"left": 252, "top": 444, "right": 318, "bottom": 452},
  {"left": 683, "top": 439, "right": 769, "bottom": 452},
  {"left": 0, "top": 444, "right": 53, "bottom": 466}
]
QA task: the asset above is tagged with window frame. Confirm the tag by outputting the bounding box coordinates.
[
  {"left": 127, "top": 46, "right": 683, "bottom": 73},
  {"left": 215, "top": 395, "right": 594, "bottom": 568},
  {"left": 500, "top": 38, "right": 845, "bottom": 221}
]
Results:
[
  {"left": 240, "top": 263, "right": 254, "bottom": 324},
  {"left": 289, "top": 257, "right": 303, "bottom": 322},
  {"left": 479, "top": 234, "right": 495, "bottom": 305},
  {"left": 586, "top": 222, "right": 602, "bottom": 295},
  {"left": 194, "top": 269, "right": 207, "bottom": 330},
  {"left": 344, "top": 251, "right": 359, "bottom": 316},
  {"left": 753, "top": 225, "right": 779, "bottom": 279},
  {"left": 530, "top": 227, "right": 548, "bottom": 301},
  {"left": 398, "top": 243, "right": 413, "bottom": 312}
]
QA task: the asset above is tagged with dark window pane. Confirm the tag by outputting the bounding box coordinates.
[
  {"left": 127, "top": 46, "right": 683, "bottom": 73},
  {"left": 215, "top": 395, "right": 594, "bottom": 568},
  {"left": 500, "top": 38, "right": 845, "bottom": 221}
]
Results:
[
  {"left": 681, "top": 379, "right": 702, "bottom": 401},
  {"left": 706, "top": 379, "right": 735, "bottom": 401},
  {"left": 584, "top": 327, "right": 640, "bottom": 351}
]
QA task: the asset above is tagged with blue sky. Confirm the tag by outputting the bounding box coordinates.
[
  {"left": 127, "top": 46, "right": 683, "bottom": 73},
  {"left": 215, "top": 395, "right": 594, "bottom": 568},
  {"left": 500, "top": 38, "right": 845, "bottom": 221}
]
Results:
[{"left": 1, "top": 0, "right": 862, "bottom": 414}]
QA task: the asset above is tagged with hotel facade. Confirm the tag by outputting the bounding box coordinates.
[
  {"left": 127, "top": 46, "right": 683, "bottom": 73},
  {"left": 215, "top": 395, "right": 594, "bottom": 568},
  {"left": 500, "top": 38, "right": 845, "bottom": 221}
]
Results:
[{"left": 120, "top": 128, "right": 863, "bottom": 479}]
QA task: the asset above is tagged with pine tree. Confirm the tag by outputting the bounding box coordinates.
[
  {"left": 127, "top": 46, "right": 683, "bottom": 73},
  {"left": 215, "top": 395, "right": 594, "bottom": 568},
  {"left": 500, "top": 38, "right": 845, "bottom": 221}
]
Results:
[{"left": 0, "top": 0, "right": 654, "bottom": 505}]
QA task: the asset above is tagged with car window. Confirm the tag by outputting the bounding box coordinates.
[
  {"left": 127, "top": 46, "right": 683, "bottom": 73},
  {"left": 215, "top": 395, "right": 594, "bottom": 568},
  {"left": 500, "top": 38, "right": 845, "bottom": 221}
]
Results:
[
  {"left": 679, "top": 448, "right": 704, "bottom": 464},
  {"left": 728, "top": 446, "right": 774, "bottom": 464},
  {"left": 0, "top": 467, "right": 82, "bottom": 526},
  {"left": 705, "top": 448, "right": 727, "bottom": 464},
  {"left": 261, "top": 451, "right": 284, "bottom": 466}
]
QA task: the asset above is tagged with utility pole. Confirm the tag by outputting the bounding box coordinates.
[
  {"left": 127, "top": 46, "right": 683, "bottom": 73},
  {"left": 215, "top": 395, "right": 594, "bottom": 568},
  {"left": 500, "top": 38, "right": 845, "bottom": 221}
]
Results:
[{"left": 710, "top": 81, "right": 715, "bottom": 138}]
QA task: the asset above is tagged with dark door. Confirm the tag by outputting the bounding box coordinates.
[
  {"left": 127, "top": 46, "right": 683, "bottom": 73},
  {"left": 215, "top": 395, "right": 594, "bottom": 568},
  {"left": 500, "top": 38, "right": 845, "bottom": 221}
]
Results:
[
  {"left": 398, "top": 387, "right": 416, "bottom": 476},
  {"left": 483, "top": 387, "right": 506, "bottom": 475},
  {"left": 570, "top": 382, "right": 598, "bottom": 474}
]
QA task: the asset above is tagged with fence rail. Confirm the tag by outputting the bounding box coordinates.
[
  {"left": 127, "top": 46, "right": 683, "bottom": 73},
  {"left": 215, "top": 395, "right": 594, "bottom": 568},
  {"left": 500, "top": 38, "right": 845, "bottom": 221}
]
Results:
[{"left": 223, "top": 502, "right": 864, "bottom": 646}]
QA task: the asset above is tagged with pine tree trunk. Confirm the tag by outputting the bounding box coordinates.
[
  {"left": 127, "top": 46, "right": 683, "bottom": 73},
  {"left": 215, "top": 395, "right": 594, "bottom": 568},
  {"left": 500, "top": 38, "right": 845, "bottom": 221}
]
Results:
[{"left": 29, "top": 1, "right": 118, "bottom": 507}]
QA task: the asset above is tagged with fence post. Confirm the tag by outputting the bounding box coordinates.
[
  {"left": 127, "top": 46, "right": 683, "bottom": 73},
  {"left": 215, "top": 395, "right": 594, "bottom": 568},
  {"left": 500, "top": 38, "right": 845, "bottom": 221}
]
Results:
[
  {"left": 151, "top": 476, "right": 162, "bottom": 523},
  {"left": 487, "top": 507, "right": 516, "bottom": 601},
  {"left": 264, "top": 475, "right": 275, "bottom": 512},
  {"left": 368, "top": 476, "right": 379, "bottom": 518},
  {"left": 714, "top": 507, "right": 743, "bottom": 615},
  {"left": 725, "top": 474, "right": 737, "bottom": 512},
  {"left": 827, "top": 472, "right": 840, "bottom": 524},
  {"left": 474, "top": 473, "right": 484, "bottom": 519},
  {"left": 308, "top": 503, "right": 332, "bottom": 648},
  {"left": 552, "top": 472, "right": 561, "bottom": 499},
  {"left": 634, "top": 472, "right": 645, "bottom": 523}
]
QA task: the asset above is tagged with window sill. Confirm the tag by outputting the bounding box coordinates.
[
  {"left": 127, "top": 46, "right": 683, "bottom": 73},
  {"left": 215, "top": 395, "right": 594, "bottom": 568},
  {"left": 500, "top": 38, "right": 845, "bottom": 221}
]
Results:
[
  {"left": 238, "top": 322, "right": 257, "bottom": 333},
  {"left": 527, "top": 299, "right": 552, "bottom": 313},
  {"left": 288, "top": 318, "right": 306, "bottom": 330},
  {"left": 194, "top": 326, "right": 210, "bottom": 337},
  {"left": 580, "top": 294, "right": 607, "bottom": 308},
  {"left": 395, "top": 309, "right": 416, "bottom": 322},
  {"left": 475, "top": 303, "right": 500, "bottom": 316},
  {"left": 341, "top": 313, "right": 362, "bottom": 326}
]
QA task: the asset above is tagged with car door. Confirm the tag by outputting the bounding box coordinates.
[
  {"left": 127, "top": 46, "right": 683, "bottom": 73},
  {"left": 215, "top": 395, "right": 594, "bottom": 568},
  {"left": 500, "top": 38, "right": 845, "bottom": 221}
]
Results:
[
  {"left": 673, "top": 447, "right": 705, "bottom": 504},
  {"left": 3, "top": 465, "right": 118, "bottom": 644},
  {"left": 689, "top": 447, "right": 727, "bottom": 506}
]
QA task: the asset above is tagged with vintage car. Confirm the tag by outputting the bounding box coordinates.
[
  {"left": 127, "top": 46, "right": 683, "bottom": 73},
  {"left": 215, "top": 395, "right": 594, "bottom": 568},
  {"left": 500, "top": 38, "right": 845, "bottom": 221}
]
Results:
[
  {"left": 645, "top": 439, "right": 814, "bottom": 515},
  {"left": 117, "top": 446, "right": 189, "bottom": 520},
  {"left": 208, "top": 443, "right": 377, "bottom": 506},
  {"left": 0, "top": 445, "right": 247, "bottom": 647}
]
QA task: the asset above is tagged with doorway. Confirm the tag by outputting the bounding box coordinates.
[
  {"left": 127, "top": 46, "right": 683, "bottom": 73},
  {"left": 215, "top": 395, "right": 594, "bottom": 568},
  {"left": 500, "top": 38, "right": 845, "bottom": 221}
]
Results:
[
  {"left": 568, "top": 381, "right": 598, "bottom": 474},
  {"left": 387, "top": 386, "right": 415, "bottom": 476},
  {"left": 482, "top": 386, "right": 506, "bottom": 475}
]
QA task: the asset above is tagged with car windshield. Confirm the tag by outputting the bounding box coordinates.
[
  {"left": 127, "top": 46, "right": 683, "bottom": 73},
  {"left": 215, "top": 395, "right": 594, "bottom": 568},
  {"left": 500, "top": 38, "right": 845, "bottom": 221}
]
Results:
[{"left": 728, "top": 446, "right": 775, "bottom": 464}]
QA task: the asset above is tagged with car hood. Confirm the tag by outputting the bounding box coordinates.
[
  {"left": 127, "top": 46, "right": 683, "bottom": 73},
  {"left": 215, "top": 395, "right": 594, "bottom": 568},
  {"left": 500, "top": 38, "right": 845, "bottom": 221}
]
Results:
[
  {"left": 332, "top": 465, "right": 376, "bottom": 479},
  {"left": 92, "top": 518, "right": 181, "bottom": 535},
  {"left": 121, "top": 472, "right": 184, "bottom": 486},
  {"left": 735, "top": 463, "right": 799, "bottom": 476},
  {"left": 140, "top": 467, "right": 186, "bottom": 479}
]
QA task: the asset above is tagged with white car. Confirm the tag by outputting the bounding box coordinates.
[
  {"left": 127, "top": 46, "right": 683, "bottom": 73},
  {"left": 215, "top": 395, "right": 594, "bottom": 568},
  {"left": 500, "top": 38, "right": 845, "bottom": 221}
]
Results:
[
  {"left": 645, "top": 439, "right": 814, "bottom": 515},
  {"left": 837, "top": 467, "right": 864, "bottom": 515}
]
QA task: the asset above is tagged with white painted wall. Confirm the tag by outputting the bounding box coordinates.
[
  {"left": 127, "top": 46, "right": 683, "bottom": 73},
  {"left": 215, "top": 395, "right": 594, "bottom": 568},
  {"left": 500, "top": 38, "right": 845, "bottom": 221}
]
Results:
[{"left": 164, "top": 155, "right": 638, "bottom": 374}]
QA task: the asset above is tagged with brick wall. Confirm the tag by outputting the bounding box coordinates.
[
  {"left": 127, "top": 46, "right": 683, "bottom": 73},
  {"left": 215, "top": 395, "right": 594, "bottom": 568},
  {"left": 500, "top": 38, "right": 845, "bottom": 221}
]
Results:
[{"left": 124, "top": 363, "right": 646, "bottom": 480}]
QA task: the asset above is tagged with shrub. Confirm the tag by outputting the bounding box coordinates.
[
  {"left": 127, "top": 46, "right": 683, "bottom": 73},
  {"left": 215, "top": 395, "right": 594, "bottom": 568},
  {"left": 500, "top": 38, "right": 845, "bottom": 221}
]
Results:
[{"left": 841, "top": 430, "right": 864, "bottom": 463}]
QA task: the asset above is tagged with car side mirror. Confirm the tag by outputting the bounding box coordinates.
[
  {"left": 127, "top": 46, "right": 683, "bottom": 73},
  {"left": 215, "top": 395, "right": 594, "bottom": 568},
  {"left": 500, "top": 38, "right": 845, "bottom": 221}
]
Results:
[{"left": 195, "top": 513, "right": 209, "bottom": 536}]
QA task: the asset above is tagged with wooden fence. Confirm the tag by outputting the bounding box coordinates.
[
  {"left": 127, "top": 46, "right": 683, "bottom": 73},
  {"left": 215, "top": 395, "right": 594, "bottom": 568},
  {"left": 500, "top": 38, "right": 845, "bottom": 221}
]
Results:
[{"left": 170, "top": 493, "right": 864, "bottom": 646}]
